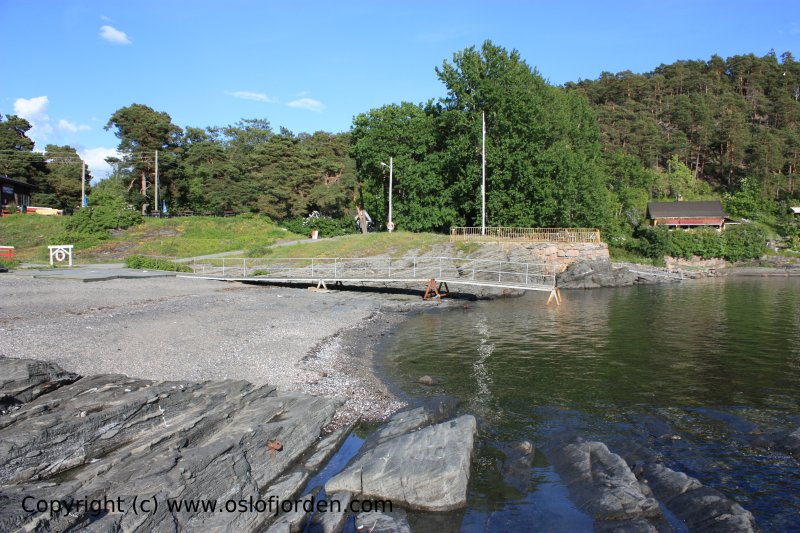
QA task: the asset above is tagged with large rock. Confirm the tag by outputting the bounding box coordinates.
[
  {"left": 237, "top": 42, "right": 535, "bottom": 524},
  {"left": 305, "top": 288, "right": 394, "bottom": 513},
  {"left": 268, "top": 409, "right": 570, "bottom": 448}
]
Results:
[
  {"left": 639, "top": 463, "right": 759, "bottom": 533},
  {"left": 0, "top": 358, "right": 342, "bottom": 532},
  {"left": 546, "top": 439, "right": 662, "bottom": 525},
  {"left": 325, "top": 414, "right": 477, "bottom": 511},
  {"left": 557, "top": 260, "right": 639, "bottom": 288},
  {"left": 0, "top": 358, "right": 79, "bottom": 414}
]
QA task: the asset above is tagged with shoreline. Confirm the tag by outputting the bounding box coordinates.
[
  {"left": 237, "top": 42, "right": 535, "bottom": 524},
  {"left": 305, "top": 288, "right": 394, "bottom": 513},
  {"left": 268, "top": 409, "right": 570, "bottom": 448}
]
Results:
[{"left": 0, "top": 273, "right": 439, "bottom": 427}]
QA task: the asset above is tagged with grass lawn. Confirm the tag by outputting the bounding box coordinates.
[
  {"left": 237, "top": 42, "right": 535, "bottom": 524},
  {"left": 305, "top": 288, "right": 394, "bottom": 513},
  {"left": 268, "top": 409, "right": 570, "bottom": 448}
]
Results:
[
  {"left": 248, "top": 231, "right": 450, "bottom": 259},
  {"left": 0, "top": 215, "right": 67, "bottom": 262},
  {"left": 0, "top": 215, "right": 305, "bottom": 263}
]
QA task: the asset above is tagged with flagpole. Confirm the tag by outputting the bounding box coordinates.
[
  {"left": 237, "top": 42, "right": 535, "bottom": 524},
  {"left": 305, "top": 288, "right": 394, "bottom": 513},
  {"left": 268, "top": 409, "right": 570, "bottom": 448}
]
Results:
[
  {"left": 81, "top": 161, "right": 86, "bottom": 208},
  {"left": 481, "top": 111, "right": 486, "bottom": 235},
  {"left": 154, "top": 150, "right": 159, "bottom": 215}
]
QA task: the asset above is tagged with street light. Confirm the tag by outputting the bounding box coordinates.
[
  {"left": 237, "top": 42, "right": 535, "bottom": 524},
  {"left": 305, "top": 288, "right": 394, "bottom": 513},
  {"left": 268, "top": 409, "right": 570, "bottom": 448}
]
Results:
[{"left": 380, "top": 157, "right": 394, "bottom": 232}]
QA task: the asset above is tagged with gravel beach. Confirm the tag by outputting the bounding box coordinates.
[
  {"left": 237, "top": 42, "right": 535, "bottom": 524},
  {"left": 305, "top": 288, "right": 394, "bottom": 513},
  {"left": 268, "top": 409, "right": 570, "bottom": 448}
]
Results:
[{"left": 0, "top": 273, "right": 425, "bottom": 424}]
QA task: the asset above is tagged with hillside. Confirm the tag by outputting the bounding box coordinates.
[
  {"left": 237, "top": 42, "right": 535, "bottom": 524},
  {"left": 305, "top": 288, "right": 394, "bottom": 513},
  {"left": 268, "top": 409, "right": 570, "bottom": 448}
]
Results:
[{"left": 0, "top": 215, "right": 303, "bottom": 263}]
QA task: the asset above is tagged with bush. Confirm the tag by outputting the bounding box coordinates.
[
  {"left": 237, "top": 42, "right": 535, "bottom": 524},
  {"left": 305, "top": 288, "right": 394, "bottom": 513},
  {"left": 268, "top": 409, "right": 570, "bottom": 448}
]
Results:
[
  {"left": 124, "top": 255, "right": 192, "bottom": 272},
  {"left": 280, "top": 214, "right": 356, "bottom": 238},
  {"left": 722, "top": 224, "right": 767, "bottom": 262},
  {"left": 56, "top": 190, "right": 142, "bottom": 247},
  {"left": 0, "top": 259, "right": 19, "bottom": 270},
  {"left": 628, "top": 224, "right": 766, "bottom": 262}
]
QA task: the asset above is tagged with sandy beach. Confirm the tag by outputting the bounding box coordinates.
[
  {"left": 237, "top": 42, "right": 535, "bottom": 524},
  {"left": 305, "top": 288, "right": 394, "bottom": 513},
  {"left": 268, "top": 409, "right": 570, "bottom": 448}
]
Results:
[{"left": 0, "top": 273, "right": 425, "bottom": 424}]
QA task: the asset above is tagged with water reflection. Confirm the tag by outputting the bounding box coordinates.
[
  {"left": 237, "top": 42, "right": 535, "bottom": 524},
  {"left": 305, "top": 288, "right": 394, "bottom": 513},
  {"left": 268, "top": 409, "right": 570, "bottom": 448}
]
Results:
[{"left": 383, "top": 278, "right": 800, "bottom": 531}]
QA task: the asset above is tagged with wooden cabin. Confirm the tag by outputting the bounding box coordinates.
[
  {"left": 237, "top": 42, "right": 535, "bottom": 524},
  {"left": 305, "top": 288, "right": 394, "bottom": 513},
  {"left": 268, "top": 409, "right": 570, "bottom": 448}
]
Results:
[
  {"left": 1, "top": 176, "right": 33, "bottom": 215},
  {"left": 646, "top": 200, "right": 726, "bottom": 230}
]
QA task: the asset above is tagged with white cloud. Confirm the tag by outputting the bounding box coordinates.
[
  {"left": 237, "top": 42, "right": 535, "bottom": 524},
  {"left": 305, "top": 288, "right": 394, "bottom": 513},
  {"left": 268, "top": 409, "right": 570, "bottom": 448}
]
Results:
[
  {"left": 58, "top": 119, "right": 91, "bottom": 134},
  {"left": 14, "top": 96, "right": 53, "bottom": 143},
  {"left": 99, "top": 25, "right": 131, "bottom": 45},
  {"left": 225, "top": 90, "right": 276, "bottom": 103},
  {"left": 14, "top": 95, "right": 49, "bottom": 122},
  {"left": 13, "top": 96, "right": 92, "bottom": 147},
  {"left": 81, "top": 147, "right": 120, "bottom": 181},
  {"left": 287, "top": 97, "right": 325, "bottom": 112}
]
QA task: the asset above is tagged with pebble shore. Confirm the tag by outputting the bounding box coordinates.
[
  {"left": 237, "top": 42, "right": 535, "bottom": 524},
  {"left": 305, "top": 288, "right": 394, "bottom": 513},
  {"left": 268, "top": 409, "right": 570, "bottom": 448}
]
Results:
[{"left": 0, "top": 274, "right": 428, "bottom": 425}]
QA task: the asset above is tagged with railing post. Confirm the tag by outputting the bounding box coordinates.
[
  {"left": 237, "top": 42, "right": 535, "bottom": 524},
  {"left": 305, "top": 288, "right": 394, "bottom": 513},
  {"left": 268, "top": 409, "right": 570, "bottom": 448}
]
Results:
[
  {"left": 525, "top": 263, "right": 529, "bottom": 285},
  {"left": 243, "top": 258, "right": 247, "bottom": 277},
  {"left": 311, "top": 258, "right": 315, "bottom": 278},
  {"left": 222, "top": 258, "right": 225, "bottom": 276},
  {"left": 413, "top": 257, "right": 416, "bottom": 279}
]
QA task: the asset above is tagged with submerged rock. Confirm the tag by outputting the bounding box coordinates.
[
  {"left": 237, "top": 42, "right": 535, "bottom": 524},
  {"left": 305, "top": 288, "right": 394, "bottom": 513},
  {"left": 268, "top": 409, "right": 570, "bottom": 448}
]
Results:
[
  {"left": 325, "top": 414, "right": 477, "bottom": 512},
  {"left": 355, "top": 508, "right": 411, "bottom": 533},
  {"left": 499, "top": 440, "right": 535, "bottom": 493},
  {"left": 547, "top": 439, "right": 661, "bottom": 522},
  {"left": 639, "top": 463, "right": 759, "bottom": 533}
]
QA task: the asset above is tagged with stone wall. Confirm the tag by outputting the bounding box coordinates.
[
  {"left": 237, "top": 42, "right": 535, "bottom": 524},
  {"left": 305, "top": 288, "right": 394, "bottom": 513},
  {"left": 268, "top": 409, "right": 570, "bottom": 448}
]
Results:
[{"left": 504, "top": 242, "right": 610, "bottom": 273}]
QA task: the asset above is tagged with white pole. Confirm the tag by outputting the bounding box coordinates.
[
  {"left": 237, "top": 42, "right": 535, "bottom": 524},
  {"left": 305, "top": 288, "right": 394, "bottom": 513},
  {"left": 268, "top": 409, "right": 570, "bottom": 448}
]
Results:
[
  {"left": 81, "top": 161, "right": 86, "bottom": 208},
  {"left": 388, "top": 156, "right": 393, "bottom": 229},
  {"left": 154, "top": 150, "right": 159, "bottom": 215},
  {"left": 481, "top": 111, "right": 486, "bottom": 235}
]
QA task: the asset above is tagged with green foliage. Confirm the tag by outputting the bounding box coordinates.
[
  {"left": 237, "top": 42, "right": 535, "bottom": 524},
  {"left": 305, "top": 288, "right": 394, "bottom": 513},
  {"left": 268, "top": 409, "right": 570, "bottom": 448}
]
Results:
[
  {"left": 124, "top": 255, "right": 192, "bottom": 272},
  {"left": 280, "top": 215, "right": 356, "bottom": 238},
  {"left": 57, "top": 188, "right": 142, "bottom": 247},
  {"left": 351, "top": 41, "right": 616, "bottom": 232},
  {"left": 722, "top": 224, "right": 768, "bottom": 262},
  {"left": 0, "top": 113, "right": 47, "bottom": 181},
  {"left": 630, "top": 224, "right": 766, "bottom": 262},
  {"left": 723, "top": 177, "right": 779, "bottom": 221},
  {"left": 29, "top": 145, "right": 92, "bottom": 211}
]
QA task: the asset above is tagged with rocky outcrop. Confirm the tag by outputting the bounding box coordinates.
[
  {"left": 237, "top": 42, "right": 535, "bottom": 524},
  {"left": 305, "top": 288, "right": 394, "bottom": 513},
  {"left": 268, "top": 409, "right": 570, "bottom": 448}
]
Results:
[
  {"left": 557, "top": 259, "right": 683, "bottom": 288},
  {"left": 546, "top": 438, "right": 663, "bottom": 528},
  {"left": 325, "top": 411, "right": 477, "bottom": 512},
  {"left": 0, "top": 357, "right": 79, "bottom": 413},
  {"left": 547, "top": 436, "right": 760, "bottom": 533},
  {"left": 638, "top": 463, "right": 759, "bottom": 532},
  {"left": 0, "top": 357, "right": 342, "bottom": 532}
]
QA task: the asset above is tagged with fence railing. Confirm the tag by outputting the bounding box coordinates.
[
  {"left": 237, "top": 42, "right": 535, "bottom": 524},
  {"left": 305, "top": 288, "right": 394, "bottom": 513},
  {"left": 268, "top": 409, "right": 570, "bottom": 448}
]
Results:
[
  {"left": 450, "top": 227, "right": 601, "bottom": 243},
  {"left": 186, "top": 256, "right": 555, "bottom": 290}
]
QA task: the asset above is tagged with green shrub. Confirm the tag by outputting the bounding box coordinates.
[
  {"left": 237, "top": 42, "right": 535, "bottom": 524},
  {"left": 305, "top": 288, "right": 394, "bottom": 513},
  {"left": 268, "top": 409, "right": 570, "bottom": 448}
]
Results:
[
  {"left": 628, "top": 224, "right": 766, "bottom": 262},
  {"left": 124, "top": 255, "right": 192, "bottom": 272},
  {"left": 280, "top": 215, "right": 356, "bottom": 238},
  {"left": 0, "top": 259, "right": 19, "bottom": 270},
  {"left": 722, "top": 224, "right": 767, "bottom": 262}
]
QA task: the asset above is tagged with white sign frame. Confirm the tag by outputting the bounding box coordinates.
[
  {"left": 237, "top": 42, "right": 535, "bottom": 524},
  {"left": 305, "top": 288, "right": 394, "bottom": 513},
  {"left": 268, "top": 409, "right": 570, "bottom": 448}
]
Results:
[{"left": 48, "top": 245, "right": 74, "bottom": 267}]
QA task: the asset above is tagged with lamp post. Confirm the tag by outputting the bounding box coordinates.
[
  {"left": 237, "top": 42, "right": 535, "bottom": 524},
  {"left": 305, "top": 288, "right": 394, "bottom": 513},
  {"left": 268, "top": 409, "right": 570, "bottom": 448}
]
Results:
[{"left": 380, "top": 157, "right": 394, "bottom": 231}]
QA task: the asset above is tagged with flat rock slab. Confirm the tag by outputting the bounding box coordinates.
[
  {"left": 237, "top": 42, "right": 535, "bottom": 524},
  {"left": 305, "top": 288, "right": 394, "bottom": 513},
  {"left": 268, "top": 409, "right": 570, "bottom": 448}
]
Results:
[
  {"left": 547, "top": 439, "right": 663, "bottom": 527},
  {"left": 325, "top": 414, "right": 476, "bottom": 512},
  {"left": 0, "top": 358, "right": 342, "bottom": 532}
]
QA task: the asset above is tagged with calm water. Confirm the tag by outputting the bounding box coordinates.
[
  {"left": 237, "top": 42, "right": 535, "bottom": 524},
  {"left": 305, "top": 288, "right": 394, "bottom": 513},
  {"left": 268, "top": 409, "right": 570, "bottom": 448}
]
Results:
[{"left": 381, "top": 278, "right": 800, "bottom": 532}]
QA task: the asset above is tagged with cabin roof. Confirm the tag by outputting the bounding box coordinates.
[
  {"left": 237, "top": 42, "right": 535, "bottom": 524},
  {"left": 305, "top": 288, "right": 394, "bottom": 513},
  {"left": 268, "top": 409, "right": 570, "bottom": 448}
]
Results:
[{"left": 647, "top": 200, "right": 726, "bottom": 219}]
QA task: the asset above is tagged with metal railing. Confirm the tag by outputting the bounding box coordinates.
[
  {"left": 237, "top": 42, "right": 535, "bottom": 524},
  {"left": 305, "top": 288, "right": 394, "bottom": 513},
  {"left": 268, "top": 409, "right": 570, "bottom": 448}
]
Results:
[
  {"left": 186, "top": 256, "right": 556, "bottom": 290},
  {"left": 450, "top": 227, "right": 602, "bottom": 244}
]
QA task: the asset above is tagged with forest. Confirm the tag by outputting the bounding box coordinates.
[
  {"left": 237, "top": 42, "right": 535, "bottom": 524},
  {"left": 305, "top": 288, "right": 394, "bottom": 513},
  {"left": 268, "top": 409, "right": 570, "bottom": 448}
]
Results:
[{"left": 1, "top": 41, "right": 798, "bottom": 250}]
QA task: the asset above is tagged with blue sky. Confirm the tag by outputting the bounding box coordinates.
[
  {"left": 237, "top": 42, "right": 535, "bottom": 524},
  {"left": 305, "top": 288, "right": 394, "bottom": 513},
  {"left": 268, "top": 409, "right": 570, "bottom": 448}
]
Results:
[{"left": 1, "top": 0, "right": 797, "bottom": 179}]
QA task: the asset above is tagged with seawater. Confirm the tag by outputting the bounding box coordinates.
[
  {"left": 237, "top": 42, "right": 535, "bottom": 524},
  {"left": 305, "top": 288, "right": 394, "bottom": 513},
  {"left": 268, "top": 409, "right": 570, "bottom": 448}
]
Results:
[{"left": 381, "top": 277, "right": 800, "bottom": 531}]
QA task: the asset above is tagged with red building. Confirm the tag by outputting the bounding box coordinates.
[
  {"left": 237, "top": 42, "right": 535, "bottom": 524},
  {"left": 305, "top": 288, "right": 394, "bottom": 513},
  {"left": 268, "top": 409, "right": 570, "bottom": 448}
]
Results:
[{"left": 646, "top": 200, "right": 726, "bottom": 230}]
